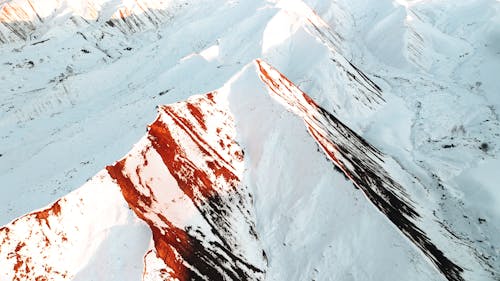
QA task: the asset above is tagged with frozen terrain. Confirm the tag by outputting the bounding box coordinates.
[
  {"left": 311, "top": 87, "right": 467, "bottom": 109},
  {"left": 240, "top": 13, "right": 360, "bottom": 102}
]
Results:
[{"left": 0, "top": 0, "right": 499, "bottom": 280}]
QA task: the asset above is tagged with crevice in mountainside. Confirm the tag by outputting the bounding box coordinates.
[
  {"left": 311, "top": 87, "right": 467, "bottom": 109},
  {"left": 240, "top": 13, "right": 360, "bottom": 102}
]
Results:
[{"left": 256, "top": 59, "right": 465, "bottom": 281}]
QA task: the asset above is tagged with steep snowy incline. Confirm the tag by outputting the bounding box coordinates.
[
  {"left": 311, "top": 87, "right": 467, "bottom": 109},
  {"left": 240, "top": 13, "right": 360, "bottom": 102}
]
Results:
[
  {"left": 0, "top": 58, "right": 497, "bottom": 280},
  {"left": 323, "top": 1, "right": 500, "bottom": 278},
  {"left": 106, "top": 92, "right": 266, "bottom": 280},
  {"left": 0, "top": 170, "right": 151, "bottom": 280},
  {"left": 1, "top": 0, "right": 499, "bottom": 280},
  {"left": 0, "top": 85, "right": 266, "bottom": 280},
  {"left": 255, "top": 59, "right": 469, "bottom": 281},
  {"left": 0, "top": 59, "right": 432, "bottom": 281},
  {"left": 0, "top": 0, "right": 393, "bottom": 225}
]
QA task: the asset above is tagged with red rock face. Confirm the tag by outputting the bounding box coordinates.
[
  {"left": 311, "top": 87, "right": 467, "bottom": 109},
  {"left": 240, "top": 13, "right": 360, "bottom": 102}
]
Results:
[
  {"left": 106, "top": 93, "right": 264, "bottom": 280},
  {"left": 107, "top": 159, "right": 192, "bottom": 281},
  {"left": 0, "top": 199, "right": 70, "bottom": 281}
]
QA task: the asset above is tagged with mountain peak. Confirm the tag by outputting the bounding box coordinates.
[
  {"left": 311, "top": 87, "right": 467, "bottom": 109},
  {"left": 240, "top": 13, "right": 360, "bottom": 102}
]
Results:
[{"left": 0, "top": 59, "right": 485, "bottom": 281}]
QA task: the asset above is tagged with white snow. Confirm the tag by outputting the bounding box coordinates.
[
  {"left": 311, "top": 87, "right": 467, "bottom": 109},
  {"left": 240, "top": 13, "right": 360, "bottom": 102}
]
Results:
[{"left": 0, "top": 0, "right": 499, "bottom": 280}]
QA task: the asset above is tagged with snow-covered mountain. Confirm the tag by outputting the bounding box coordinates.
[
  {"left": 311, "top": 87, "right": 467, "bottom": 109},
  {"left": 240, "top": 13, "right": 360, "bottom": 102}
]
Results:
[{"left": 0, "top": 0, "right": 499, "bottom": 280}]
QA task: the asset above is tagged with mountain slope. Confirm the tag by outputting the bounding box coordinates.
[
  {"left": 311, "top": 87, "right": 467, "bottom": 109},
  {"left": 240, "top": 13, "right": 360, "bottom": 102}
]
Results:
[
  {"left": 2, "top": 59, "right": 496, "bottom": 280},
  {"left": 1, "top": 0, "right": 499, "bottom": 280},
  {"left": 257, "top": 59, "right": 465, "bottom": 281},
  {"left": 106, "top": 91, "right": 266, "bottom": 280}
]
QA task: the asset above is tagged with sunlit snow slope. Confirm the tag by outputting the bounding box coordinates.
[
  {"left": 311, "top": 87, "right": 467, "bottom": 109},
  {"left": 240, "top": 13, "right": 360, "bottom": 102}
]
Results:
[{"left": 1, "top": 0, "right": 499, "bottom": 280}]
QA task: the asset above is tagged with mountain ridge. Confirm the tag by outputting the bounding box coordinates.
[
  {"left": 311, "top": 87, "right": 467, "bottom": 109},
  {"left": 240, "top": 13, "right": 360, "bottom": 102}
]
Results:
[
  {"left": 1, "top": 58, "right": 491, "bottom": 281},
  {"left": 1, "top": 0, "right": 499, "bottom": 280}
]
